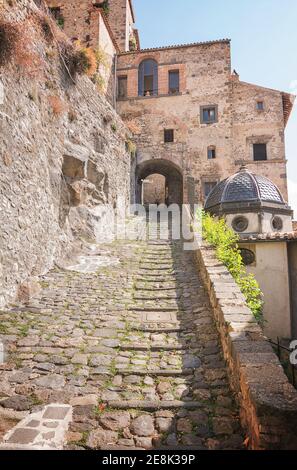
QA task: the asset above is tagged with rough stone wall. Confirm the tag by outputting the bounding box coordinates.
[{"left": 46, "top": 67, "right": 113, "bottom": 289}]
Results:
[
  {"left": 108, "top": 0, "right": 134, "bottom": 52},
  {"left": 44, "top": 1, "right": 117, "bottom": 103},
  {"left": 0, "top": 0, "right": 131, "bottom": 307},
  {"left": 117, "top": 42, "right": 291, "bottom": 204},
  {"left": 232, "top": 79, "right": 288, "bottom": 199},
  {"left": 45, "top": 0, "right": 100, "bottom": 47}
]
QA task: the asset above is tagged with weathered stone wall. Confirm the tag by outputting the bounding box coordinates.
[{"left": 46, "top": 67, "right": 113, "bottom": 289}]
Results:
[
  {"left": 44, "top": 1, "right": 118, "bottom": 103},
  {"left": 194, "top": 239, "right": 297, "bottom": 449},
  {"left": 232, "top": 79, "right": 289, "bottom": 199},
  {"left": 45, "top": 0, "right": 101, "bottom": 48},
  {"left": 108, "top": 0, "right": 134, "bottom": 52},
  {"left": 45, "top": 0, "right": 135, "bottom": 53},
  {"left": 117, "top": 42, "right": 291, "bottom": 204},
  {"left": 0, "top": 0, "right": 131, "bottom": 307}
]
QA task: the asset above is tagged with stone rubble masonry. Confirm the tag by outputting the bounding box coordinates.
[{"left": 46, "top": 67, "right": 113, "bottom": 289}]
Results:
[
  {"left": 0, "top": 0, "right": 131, "bottom": 307},
  {"left": 193, "top": 235, "right": 297, "bottom": 449},
  {"left": 0, "top": 404, "right": 72, "bottom": 450},
  {"left": 117, "top": 43, "right": 293, "bottom": 204},
  {"left": 45, "top": 0, "right": 135, "bottom": 53}
]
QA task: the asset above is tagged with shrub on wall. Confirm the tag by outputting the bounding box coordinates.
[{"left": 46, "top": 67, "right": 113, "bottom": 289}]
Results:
[
  {"left": 0, "top": 17, "right": 42, "bottom": 76},
  {"left": 201, "top": 211, "right": 263, "bottom": 323},
  {"left": 48, "top": 95, "right": 66, "bottom": 116},
  {"left": 62, "top": 42, "right": 99, "bottom": 79}
]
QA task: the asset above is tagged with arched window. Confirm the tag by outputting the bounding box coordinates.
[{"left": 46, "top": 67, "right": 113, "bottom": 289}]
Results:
[{"left": 138, "top": 59, "right": 158, "bottom": 97}]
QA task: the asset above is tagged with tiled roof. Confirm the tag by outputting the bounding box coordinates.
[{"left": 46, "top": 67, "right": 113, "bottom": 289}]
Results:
[
  {"left": 239, "top": 232, "right": 297, "bottom": 242},
  {"left": 205, "top": 167, "right": 285, "bottom": 210},
  {"left": 118, "top": 39, "right": 231, "bottom": 56}
]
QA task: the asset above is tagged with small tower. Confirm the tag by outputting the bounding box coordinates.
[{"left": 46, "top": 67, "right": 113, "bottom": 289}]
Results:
[{"left": 107, "top": 0, "right": 138, "bottom": 52}]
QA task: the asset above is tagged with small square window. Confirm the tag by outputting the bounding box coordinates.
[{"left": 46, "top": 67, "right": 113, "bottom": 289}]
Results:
[
  {"left": 201, "top": 106, "right": 218, "bottom": 124},
  {"left": 169, "top": 70, "right": 180, "bottom": 94},
  {"left": 118, "top": 76, "right": 128, "bottom": 99},
  {"left": 164, "top": 129, "right": 174, "bottom": 143},
  {"left": 204, "top": 181, "right": 218, "bottom": 197},
  {"left": 253, "top": 143, "right": 267, "bottom": 161},
  {"left": 207, "top": 147, "right": 216, "bottom": 159},
  {"left": 257, "top": 101, "right": 264, "bottom": 111}
]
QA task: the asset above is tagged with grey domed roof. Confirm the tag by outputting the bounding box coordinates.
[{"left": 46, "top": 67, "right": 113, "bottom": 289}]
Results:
[{"left": 205, "top": 168, "right": 285, "bottom": 210}]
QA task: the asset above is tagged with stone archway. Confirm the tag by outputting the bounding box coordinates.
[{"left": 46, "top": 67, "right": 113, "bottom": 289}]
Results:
[{"left": 136, "top": 159, "right": 184, "bottom": 206}]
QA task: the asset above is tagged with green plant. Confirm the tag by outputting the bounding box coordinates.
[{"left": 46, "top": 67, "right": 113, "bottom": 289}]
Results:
[
  {"left": 94, "top": 46, "right": 109, "bottom": 70},
  {"left": 129, "top": 36, "right": 137, "bottom": 51},
  {"left": 62, "top": 42, "right": 97, "bottom": 78},
  {"left": 57, "top": 17, "right": 65, "bottom": 29},
  {"left": 201, "top": 211, "right": 263, "bottom": 322},
  {"left": 101, "top": 0, "right": 110, "bottom": 15},
  {"left": 92, "top": 73, "right": 106, "bottom": 93},
  {"left": 111, "top": 122, "right": 117, "bottom": 132},
  {"left": 126, "top": 138, "right": 136, "bottom": 154}
]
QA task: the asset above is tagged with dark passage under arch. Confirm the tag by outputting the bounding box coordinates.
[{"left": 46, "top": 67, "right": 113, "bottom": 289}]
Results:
[{"left": 136, "top": 159, "right": 183, "bottom": 206}]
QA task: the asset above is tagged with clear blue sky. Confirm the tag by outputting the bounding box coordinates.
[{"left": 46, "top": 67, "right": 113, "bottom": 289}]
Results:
[{"left": 134, "top": 0, "right": 297, "bottom": 213}]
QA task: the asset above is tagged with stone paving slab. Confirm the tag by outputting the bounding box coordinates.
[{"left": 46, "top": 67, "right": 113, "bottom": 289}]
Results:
[
  {"left": 1, "top": 404, "right": 72, "bottom": 449},
  {"left": 0, "top": 220, "right": 244, "bottom": 450}
]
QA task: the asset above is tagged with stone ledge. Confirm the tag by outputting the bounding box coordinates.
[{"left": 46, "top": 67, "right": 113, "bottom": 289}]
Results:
[{"left": 194, "top": 242, "right": 297, "bottom": 449}]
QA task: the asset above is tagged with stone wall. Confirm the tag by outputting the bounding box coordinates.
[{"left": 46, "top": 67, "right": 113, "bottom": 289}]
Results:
[
  {"left": 232, "top": 79, "right": 289, "bottom": 199},
  {"left": 108, "top": 0, "right": 134, "bottom": 52},
  {"left": 117, "top": 42, "right": 292, "bottom": 204},
  {"left": 44, "top": 1, "right": 118, "bottom": 103},
  {"left": 194, "top": 239, "right": 297, "bottom": 449},
  {"left": 0, "top": 0, "right": 131, "bottom": 307},
  {"left": 45, "top": 0, "right": 101, "bottom": 48}
]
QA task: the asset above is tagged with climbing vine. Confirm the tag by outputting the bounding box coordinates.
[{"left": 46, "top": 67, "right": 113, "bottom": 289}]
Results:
[{"left": 201, "top": 211, "right": 263, "bottom": 323}]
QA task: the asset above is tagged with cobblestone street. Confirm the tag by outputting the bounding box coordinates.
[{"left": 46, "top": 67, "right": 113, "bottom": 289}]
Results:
[{"left": 0, "top": 218, "right": 243, "bottom": 449}]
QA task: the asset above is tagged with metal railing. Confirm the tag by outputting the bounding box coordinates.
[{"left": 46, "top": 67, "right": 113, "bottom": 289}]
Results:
[{"left": 268, "top": 337, "right": 297, "bottom": 388}]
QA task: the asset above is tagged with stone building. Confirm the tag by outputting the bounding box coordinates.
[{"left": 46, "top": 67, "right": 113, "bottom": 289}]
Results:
[
  {"left": 116, "top": 44, "right": 294, "bottom": 206},
  {"left": 45, "top": 0, "right": 139, "bottom": 102},
  {"left": 42, "top": 0, "right": 296, "bottom": 340}
]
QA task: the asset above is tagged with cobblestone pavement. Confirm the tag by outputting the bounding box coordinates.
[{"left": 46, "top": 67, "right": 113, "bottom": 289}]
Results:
[{"left": 0, "top": 217, "right": 244, "bottom": 450}]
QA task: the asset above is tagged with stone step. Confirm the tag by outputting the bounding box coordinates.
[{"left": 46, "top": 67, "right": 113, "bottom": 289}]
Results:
[
  {"left": 134, "top": 285, "right": 177, "bottom": 291},
  {"left": 129, "top": 306, "right": 181, "bottom": 312},
  {"left": 133, "top": 294, "right": 179, "bottom": 301},
  {"left": 134, "top": 326, "right": 187, "bottom": 333},
  {"left": 119, "top": 343, "right": 184, "bottom": 351},
  {"left": 135, "top": 277, "right": 177, "bottom": 283},
  {"left": 106, "top": 400, "right": 202, "bottom": 410},
  {"left": 139, "top": 267, "right": 174, "bottom": 272},
  {"left": 114, "top": 368, "right": 194, "bottom": 376}
]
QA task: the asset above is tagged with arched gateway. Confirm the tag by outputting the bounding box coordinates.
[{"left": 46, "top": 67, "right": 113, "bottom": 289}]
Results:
[{"left": 136, "top": 159, "right": 184, "bottom": 206}]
